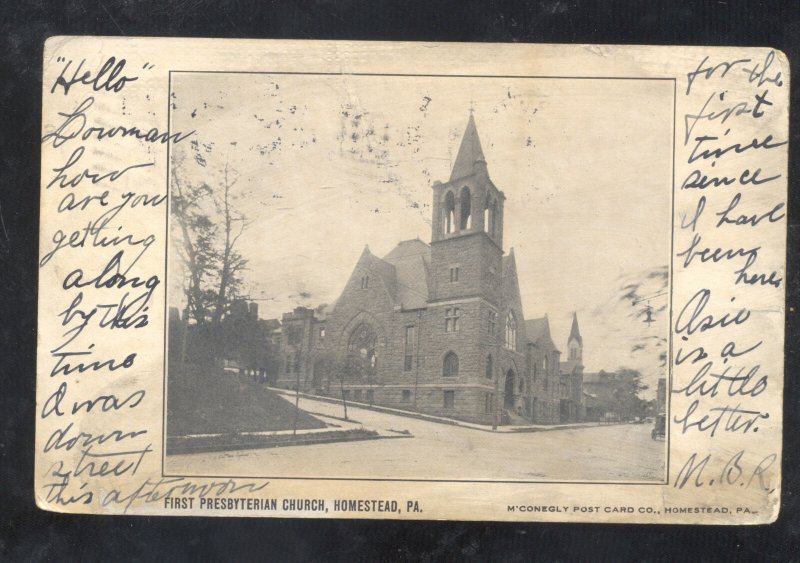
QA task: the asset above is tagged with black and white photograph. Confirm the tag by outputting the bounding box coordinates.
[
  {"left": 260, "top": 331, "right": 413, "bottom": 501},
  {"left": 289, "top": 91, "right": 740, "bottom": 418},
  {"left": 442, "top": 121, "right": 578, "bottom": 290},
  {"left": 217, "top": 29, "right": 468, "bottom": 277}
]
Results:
[{"left": 164, "top": 72, "right": 673, "bottom": 482}]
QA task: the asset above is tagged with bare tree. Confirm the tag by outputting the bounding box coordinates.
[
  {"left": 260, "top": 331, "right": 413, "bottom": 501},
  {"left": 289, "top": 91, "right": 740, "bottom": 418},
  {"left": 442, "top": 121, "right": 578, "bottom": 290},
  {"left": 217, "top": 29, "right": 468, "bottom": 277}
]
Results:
[
  {"left": 171, "top": 144, "right": 251, "bottom": 361},
  {"left": 210, "top": 160, "right": 249, "bottom": 328}
]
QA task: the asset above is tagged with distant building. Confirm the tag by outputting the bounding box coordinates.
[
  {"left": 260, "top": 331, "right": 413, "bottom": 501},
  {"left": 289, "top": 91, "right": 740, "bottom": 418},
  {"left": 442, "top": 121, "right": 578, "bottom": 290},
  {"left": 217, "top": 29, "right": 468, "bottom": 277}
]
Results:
[
  {"left": 582, "top": 371, "right": 620, "bottom": 422},
  {"left": 273, "top": 114, "right": 584, "bottom": 425}
]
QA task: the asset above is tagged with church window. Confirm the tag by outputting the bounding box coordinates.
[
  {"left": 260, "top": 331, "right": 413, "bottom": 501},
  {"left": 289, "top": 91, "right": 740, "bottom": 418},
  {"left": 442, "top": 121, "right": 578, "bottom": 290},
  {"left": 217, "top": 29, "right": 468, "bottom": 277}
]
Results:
[
  {"left": 519, "top": 378, "right": 525, "bottom": 393},
  {"left": 459, "top": 186, "right": 472, "bottom": 230},
  {"left": 487, "top": 310, "right": 497, "bottom": 336},
  {"left": 485, "top": 198, "right": 497, "bottom": 238},
  {"left": 443, "top": 390, "right": 455, "bottom": 408},
  {"left": 504, "top": 311, "right": 517, "bottom": 351},
  {"left": 485, "top": 354, "right": 493, "bottom": 378},
  {"left": 443, "top": 352, "right": 459, "bottom": 377},
  {"left": 543, "top": 354, "right": 549, "bottom": 373},
  {"left": 319, "top": 327, "right": 325, "bottom": 340},
  {"left": 445, "top": 307, "right": 460, "bottom": 332},
  {"left": 404, "top": 325, "right": 415, "bottom": 371},
  {"left": 444, "top": 191, "right": 456, "bottom": 234},
  {"left": 485, "top": 392, "right": 494, "bottom": 413},
  {"left": 402, "top": 389, "right": 411, "bottom": 402},
  {"left": 360, "top": 275, "right": 369, "bottom": 289},
  {"left": 491, "top": 200, "right": 498, "bottom": 238},
  {"left": 354, "top": 390, "right": 362, "bottom": 401},
  {"left": 449, "top": 266, "right": 459, "bottom": 283},
  {"left": 285, "top": 355, "right": 291, "bottom": 374},
  {"left": 348, "top": 323, "right": 378, "bottom": 374}
]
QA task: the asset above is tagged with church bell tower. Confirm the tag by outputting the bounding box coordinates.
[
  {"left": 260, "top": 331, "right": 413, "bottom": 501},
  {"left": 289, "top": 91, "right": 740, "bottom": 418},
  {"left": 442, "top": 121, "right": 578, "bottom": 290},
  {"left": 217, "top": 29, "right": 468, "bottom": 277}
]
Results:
[{"left": 430, "top": 113, "right": 506, "bottom": 305}]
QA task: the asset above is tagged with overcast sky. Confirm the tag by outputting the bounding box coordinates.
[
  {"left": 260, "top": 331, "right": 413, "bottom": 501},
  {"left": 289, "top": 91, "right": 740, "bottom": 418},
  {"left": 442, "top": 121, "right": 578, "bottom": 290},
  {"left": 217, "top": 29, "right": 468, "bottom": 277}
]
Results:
[{"left": 169, "top": 72, "right": 673, "bottom": 395}]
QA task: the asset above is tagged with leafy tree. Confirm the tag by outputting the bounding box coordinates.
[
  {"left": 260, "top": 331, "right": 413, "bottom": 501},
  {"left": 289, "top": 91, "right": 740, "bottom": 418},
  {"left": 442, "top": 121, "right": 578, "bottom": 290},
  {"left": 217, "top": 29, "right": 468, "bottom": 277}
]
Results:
[{"left": 611, "top": 368, "right": 649, "bottom": 421}]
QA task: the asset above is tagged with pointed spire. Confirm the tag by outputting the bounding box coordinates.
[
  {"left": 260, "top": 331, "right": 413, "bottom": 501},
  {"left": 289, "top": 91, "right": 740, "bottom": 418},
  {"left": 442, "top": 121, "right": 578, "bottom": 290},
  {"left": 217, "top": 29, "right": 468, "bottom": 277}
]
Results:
[
  {"left": 569, "top": 312, "right": 582, "bottom": 345},
  {"left": 450, "top": 113, "right": 486, "bottom": 181}
]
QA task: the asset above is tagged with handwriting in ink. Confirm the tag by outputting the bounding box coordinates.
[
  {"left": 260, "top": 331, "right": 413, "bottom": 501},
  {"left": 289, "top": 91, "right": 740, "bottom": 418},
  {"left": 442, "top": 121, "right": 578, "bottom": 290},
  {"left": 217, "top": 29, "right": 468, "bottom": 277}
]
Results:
[
  {"left": 684, "top": 89, "right": 773, "bottom": 145},
  {"left": 674, "top": 450, "right": 777, "bottom": 491},
  {"left": 715, "top": 192, "right": 785, "bottom": 228},
  {"left": 680, "top": 167, "right": 780, "bottom": 191},
  {"left": 51, "top": 56, "right": 138, "bottom": 96},
  {"left": 41, "top": 96, "right": 195, "bottom": 149},
  {"left": 688, "top": 133, "right": 787, "bottom": 165},
  {"left": 47, "top": 145, "right": 153, "bottom": 190},
  {"left": 673, "top": 400, "right": 768, "bottom": 437},
  {"left": 674, "top": 289, "right": 750, "bottom": 336},
  {"left": 101, "top": 477, "right": 270, "bottom": 514},
  {"left": 672, "top": 361, "right": 767, "bottom": 398},
  {"left": 686, "top": 55, "right": 751, "bottom": 95}
]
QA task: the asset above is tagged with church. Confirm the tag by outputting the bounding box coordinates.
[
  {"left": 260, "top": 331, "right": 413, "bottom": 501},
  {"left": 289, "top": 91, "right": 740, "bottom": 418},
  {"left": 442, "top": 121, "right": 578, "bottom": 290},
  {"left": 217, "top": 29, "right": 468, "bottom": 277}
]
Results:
[{"left": 274, "top": 114, "right": 584, "bottom": 425}]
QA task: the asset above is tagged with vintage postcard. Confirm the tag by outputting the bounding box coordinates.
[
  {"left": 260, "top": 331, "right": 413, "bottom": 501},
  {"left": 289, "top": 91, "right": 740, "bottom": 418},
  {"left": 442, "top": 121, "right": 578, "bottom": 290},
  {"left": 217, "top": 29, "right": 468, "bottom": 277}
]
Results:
[{"left": 37, "top": 38, "right": 788, "bottom": 523}]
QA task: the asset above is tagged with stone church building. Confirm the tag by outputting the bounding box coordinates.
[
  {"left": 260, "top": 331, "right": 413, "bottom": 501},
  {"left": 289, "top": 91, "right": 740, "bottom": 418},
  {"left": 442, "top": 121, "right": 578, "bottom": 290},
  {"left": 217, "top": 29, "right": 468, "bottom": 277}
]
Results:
[{"left": 275, "top": 114, "right": 584, "bottom": 425}]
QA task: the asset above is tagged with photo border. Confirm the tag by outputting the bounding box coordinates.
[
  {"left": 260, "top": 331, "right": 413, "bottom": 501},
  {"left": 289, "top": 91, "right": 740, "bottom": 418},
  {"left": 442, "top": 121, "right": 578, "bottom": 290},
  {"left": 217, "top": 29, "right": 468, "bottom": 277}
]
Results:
[{"left": 161, "top": 70, "right": 677, "bottom": 486}]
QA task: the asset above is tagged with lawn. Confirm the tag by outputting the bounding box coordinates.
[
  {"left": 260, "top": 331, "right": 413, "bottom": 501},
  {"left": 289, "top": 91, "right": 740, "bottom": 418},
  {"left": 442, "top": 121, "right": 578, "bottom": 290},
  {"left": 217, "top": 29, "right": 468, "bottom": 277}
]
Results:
[{"left": 167, "top": 363, "right": 327, "bottom": 437}]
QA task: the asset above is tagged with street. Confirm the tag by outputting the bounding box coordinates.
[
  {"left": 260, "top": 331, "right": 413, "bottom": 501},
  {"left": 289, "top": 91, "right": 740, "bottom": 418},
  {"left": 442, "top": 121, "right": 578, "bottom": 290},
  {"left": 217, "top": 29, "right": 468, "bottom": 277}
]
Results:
[{"left": 166, "top": 395, "right": 666, "bottom": 482}]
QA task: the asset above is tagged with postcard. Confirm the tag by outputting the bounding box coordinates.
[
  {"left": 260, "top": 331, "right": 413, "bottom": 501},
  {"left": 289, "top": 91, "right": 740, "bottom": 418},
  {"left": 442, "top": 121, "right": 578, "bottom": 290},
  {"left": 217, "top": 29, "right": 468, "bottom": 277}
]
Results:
[{"left": 37, "top": 38, "right": 787, "bottom": 522}]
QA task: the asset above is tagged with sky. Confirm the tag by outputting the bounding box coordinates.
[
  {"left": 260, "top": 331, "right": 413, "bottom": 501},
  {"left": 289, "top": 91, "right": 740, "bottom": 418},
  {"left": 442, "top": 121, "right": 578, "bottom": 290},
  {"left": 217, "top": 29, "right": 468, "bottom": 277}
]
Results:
[{"left": 169, "top": 72, "right": 673, "bottom": 396}]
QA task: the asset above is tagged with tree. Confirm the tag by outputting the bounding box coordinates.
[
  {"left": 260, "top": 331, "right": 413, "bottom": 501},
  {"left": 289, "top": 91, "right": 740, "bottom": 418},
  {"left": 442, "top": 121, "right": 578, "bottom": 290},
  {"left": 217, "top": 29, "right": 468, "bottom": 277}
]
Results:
[
  {"left": 171, "top": 143, "right": 250, "bottom": 361},
  {"left": 170, "top": 153, "right": 217, "bottom": 327},
  {"left": 209, "top": 160, "right": 249, "bottom": 328},
  {"left": 611, "top": 368, "right": 649, "bottom": 421}
]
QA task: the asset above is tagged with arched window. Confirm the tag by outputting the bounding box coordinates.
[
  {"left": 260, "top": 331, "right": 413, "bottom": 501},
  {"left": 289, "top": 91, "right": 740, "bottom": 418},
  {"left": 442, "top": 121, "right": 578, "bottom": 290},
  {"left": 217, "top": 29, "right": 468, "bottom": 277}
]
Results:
[
  {"left": 484, "top": 197, "right": 495, "bottom": 235},
  {"left": 505, "top": 311, "right": 517, "bottom": 351},
  {"left": 444, "top": 191, "right": 456, "bottom": 234},
  {"left": 443, "top": 351, "right": 459, "bottom": 377},
  {"left": 348, "top": 323, "right": 378, "bottom": 373},
  {"left": 490, "top": 200, "right": 497, "bottom": 238},
  {"left": 485, "top": 354, "right": 493, "bottom": 378},
  {"left": 459, "top": 186, "right": 472, "bottom": 230}
]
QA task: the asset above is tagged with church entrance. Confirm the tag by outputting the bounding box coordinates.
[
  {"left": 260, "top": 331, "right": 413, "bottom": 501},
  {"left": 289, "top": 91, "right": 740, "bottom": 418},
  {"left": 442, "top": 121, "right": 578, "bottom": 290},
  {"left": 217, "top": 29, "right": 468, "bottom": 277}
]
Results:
[{"left": 504, "top": 369, "right": 515, "bottom": 408}]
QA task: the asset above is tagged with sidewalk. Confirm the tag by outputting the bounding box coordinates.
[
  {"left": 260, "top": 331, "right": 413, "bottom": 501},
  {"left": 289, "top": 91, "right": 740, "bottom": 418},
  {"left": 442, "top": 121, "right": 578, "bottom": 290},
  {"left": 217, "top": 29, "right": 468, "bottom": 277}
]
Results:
[{"left": 271, "top": 387, "right": 620, "bottom": 434}]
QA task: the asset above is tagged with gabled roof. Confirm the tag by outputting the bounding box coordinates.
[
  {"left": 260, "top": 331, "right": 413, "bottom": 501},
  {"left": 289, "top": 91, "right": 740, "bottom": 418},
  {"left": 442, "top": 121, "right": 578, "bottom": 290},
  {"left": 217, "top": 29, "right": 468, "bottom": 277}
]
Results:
[
  {"left": 450, "top": 113, "right": 486, "bottom": 181},
  {"left": 381, "top": 239, "right": 431, "bottom": 310},
  {"left": 359, "top": 246, "right": 397, "bottom": 297},
  {"left": 525, "top": 317, "right": 550, "bottom": 343}
]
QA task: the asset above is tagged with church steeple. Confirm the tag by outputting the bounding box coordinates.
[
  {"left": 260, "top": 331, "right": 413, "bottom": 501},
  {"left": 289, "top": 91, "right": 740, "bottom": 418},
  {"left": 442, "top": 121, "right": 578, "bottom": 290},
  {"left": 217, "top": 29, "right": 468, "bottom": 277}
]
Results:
[
  {"left": 569, "top": 312, "right": 582, "bottom": 345},
  {"left": 450, "top": 113, "right": 487, "bottom": 181},
  {"left": 429, "top": 113, "right": 506, "bottom": 304},
  {"left": 568, "top": 312, "right": 583, "bottom": 362},
  {"left": 431, "top": 113, "right": 504, "bottom": 247}
]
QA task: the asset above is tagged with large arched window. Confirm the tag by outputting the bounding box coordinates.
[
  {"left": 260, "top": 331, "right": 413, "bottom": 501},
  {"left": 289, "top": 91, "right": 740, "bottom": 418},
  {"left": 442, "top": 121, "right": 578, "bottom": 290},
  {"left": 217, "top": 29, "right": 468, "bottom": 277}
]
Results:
[
  {"left": 485, "top": 354, "right": 493, "bottom": 379},
  {"left": 444, "top": 191, "right": 456, "bottom": 234},
  {"left": 443, "top": 351, "right": 459, "bottom": 377},
  {"left": 348, "top": 323, "right": 378, "bottom": 372},
  {"left": 505, "top": 311, "right": 517, "bottom": 351},
  {"left": 459, "top": 186, "right": 472, "bottom": 230}
]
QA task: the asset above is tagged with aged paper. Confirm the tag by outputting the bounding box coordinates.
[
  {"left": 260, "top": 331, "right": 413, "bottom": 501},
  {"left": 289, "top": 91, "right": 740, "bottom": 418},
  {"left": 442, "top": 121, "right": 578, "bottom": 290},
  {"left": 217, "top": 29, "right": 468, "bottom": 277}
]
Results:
[{"left": 37, "top": 38, "right": 787, "bottom": 523}]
